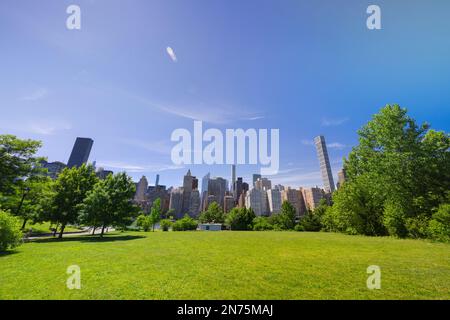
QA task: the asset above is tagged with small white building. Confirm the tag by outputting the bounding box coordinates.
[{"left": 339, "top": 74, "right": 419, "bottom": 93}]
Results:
[{"left": 199, "top": 223, "right": 222, "bottom": 231}]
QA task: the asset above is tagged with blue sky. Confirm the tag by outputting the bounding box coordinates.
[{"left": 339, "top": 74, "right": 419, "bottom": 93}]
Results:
[{"left": 1, "top": 0, "right": 449, "bottom": 189}]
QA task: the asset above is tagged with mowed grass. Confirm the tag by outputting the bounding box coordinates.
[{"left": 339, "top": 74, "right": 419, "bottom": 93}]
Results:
[{"left": 0, "top": 231, "right": 449, "bottom": 300}]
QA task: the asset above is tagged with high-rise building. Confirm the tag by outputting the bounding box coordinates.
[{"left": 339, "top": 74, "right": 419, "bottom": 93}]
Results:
[
  {"left": 267, "top": 189, "right": 282, "bottom": 215},
  {"left": 67, "top": 137, "right": 94, "bottom": 168},
  {"left": 234, "top": 177, "right": 243, "bottom": 202},
  {"left": 301, "top": 187, "right": 325, "bottom": 211},
  {"left": 224, "top": 195, "right": 235, "bottom": 213},
  {"left": 207, "top": 177, "right": 227, "bottom": 208},
  {"left": 96, "top": 167, "right": 113, "bottom": 180},
  {"left": 314, "top": 135, "right": 335, "bottom": 193},
  {"left": 135, "top": 176, "right": 149, "bottom": 201},
  {"left": 337, "top": 168, "right": 347, "bottom": 189},
  {"left": 201, "top": 172, "right": 210, "bottom": 203},
  {"left": 245, "top": 188, "right": 264, "bottom": 216},
  {"left": 231, "top": 165, "right": 236, "bottom": 193},
  {"left": 255, "top": 177, "right": 272, "bottom": 191},
  {"left": 252, "top": 174, "right": 262, "bottom": 187},
  {"left": 155, "top": 174, "right": 160, "bottom": 187},
  {"left": 40, "top": 160, "right": 67, "bottom": 179},
  {"left": 189, "top": 190, "right": 201, "bottom": 217},
  {"left": 169, "top": 188, "right": 184, "bottom": 219},
  {"left": 281, "top": 187, "right": 306, "bottom": 217}
]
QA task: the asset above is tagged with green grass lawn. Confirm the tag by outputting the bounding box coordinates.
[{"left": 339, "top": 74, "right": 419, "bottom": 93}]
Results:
[{"left": 0, "top": 231, "right": 449, "bottom": 300}]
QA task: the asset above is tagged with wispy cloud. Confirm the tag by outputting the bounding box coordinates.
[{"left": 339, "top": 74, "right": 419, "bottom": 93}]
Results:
[
  {"left": 126, "top": 92, "right": 262, "bottom": 125},
  {"left": 301, "top": 139, "right": 314, "bottom": 146},
  {"left": 327, "top": 142, "right": 346, "bottom": 150},
  {"left": 271, "top": 171, "right": 322, "bottom": 188},
  {"left": 19, "top": 88, "right": 48, "bottom": 101},
  {"left": 321, "top": 117, "right": 349, "bottom": 127},
  {"left": 120, "top": 138, "right": 172, "bottom": 155},
  {"left": 96, "top": 161, "right": 184, "bottom": 173},
  {"left": 166, "top": 47, "right": 177, "bottom": 62}
]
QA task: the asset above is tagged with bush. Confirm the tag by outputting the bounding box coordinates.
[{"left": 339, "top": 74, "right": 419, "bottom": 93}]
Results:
[
  {"left": 226, "top": 207, "right": 256, "bottom": 230},
  {"left": 298, "top": 212, "right": 322, "bottom": 232},
  {"left": 405, "top": 215, "right": 430, "bottom": 239},
  {"left": 253, "top": 217, "right": 273, "bottom": 231},
  {"left": 159, "top": 219, "right": 172, "bottom": 232},
  {"left": 427, "top": 203, "right": 450, "bottom": 242},
  {"left": 0, "top": 210, "right": 23, "bottom": 252},
  {"left": 136, "top": 214, "right": 151, "bottom": 232},
  {"left": 173, "top": 215, "right": 198, "bottom": 231}
]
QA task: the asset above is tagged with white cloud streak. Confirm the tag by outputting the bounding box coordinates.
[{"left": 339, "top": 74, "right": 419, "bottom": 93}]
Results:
[
  {"left": 166, "top": 47, "right": 177, "bottom": 62},
  {"left": 321, "top": 117, "right": 349, "bottom": 127}
]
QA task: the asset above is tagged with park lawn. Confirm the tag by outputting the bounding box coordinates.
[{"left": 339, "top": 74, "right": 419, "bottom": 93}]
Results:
[{"left": 0, "top": 231, "right": 449, "bottom": 300}]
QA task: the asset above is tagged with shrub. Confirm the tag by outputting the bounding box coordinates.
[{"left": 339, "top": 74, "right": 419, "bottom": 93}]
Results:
[
  {"left": 159, "top": 219, "right": 172, "bottom": 232},
  {"left": 298, "top": 212, "right": 322, "bottom": 232},
  {"left": 253, "top": 217, "right": 273, "bottom": 231},
  {"left": 173, "top": 215, "right": 198, "bottom": 231},
  {"left": 0, "top": 210, "right": 23, "bottom": 252},
  {"left": 405, "top": 215, "right": 430, "bottom": 239},
  {"left": 427, "top": 203, "right": 450, "bottom": 242},
  {"left": 294, "top": 224, "right": 304, "bottom": 232},
  {"left": 136, "top": 214, "right": 151, "bottom": 232},
  {"left": 226, "top": 208, "right": 256, "bottom": 230}
]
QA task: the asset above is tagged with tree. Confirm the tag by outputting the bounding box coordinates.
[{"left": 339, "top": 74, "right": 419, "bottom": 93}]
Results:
[
  {"left": 51, "top": 165, "right": 98, "bottom": 238},
  {"left": 80, "top": 172, "right": 138, "bottom": 237},
  {"left": 0, "top": 210, "right": 22, "bottom": 252},
  {"left": 297, "top": 199, "right": 328, "bottom": 232},
  {"left": 270, "top": 201, "right": 297, "bottom": 230},
  {"left": 225, "top": 207, "right": 256, "bottom": 230},
  {"left": 0, "top": 135, "right": 42, "bottom": 196},
  {"left": 199, "top": 202, "right": 224, "bottom": 224},
  {"left": 253, "top": 216, "right": 274, "bottom": 231},
  {"left": 136, "top": 214, "right": 152, "bottom": 232},
  {"left": 160, "top": 219, "right": 172, "bottom": 232},
  {"left": 333, "top": 104, "right": 449, "bottom": 238},
  {"left": 149, "top": 198, "right": 162, "bottom": 232}
]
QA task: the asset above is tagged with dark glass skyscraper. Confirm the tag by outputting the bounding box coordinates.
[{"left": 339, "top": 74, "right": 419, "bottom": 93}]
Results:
[
  {"left": 314, "top": 135, "right": 335, "bottom": 193},
  {"left": 67, "top": 137, "right": 94, "bottom": 168}
]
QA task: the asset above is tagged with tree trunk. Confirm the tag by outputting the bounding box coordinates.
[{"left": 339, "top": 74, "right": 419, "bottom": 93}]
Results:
[
  {"left": 100, "top": 225, "right": 105, "bottom": 237},
  {"left": 53, "top": 223, "right": 59, "bottom": 237},
  {"left": 92, "top": 226, "right": 97, "bottom": 235},
  {"left": 21, "top": 218, "right": 28, "bottom": 230},
  {"left": 58, "top": 224, "right": 66, "bottom": 239}
]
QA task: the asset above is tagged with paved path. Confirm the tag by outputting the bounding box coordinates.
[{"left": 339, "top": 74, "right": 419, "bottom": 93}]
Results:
[{"left": 25, "top": 227, "right": 115, "bottom": 240}]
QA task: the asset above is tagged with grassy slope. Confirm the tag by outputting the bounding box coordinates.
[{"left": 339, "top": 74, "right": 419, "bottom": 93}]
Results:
[{"left": 0, "top": 231, "right": 449, "bottom": 300}]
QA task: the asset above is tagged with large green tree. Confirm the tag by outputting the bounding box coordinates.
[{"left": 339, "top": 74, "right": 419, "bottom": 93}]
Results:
[
  {"left": 51, "top": 164, "right": 98, "bottom": 238},
  {"left": 330, "top": 104, "right": 450, "bottom": 238},
  {"left": 199, "top": 202, "right": 225, "bottom": 224},
  {"left": 0, "top": 135, "right": 42, "bottom": 195},
  {"left": 80, "top": 172, "right": 138, "bottom": 237},
  {"left": 225, "top": 207, "right": 256, "bottom": 230}
]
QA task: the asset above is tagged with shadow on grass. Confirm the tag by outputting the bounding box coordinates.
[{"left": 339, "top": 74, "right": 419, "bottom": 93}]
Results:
[
  {"left": 32, "top": 234, "right": 145, "bottom": 244},
  {"left": 0, "top": 250, "right": 20, "bottom": 258}
]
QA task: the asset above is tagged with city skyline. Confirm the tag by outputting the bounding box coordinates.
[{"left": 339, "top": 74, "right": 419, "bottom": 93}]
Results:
[{"left": 1, "top": 0, "right": 449, "bottom": 189}]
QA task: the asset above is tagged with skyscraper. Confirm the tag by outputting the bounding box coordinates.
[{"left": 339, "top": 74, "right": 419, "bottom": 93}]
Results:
[
  {"left": 314, "top": 135, "right": 335, "bottom": 193},
  {"left": 231, "top": 165, "right": 236, "bottom": 194},
  {"left": 252, "top": 174, "right": 262, "bottom": 188},
  {"left": 135, "top": 176, "right": 148, "bottom": 202},
  {"left": 266, "top": 189, "right": 282, "bottom": 215},
  {"left": 67, "top": 137, "right": 94, "bottom": 168}
]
